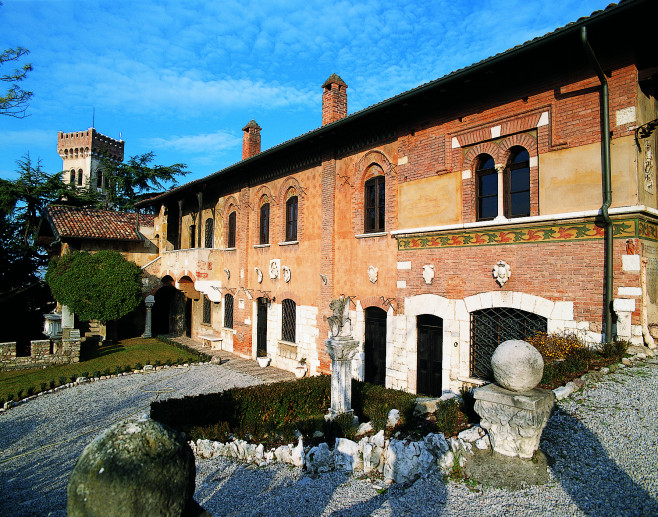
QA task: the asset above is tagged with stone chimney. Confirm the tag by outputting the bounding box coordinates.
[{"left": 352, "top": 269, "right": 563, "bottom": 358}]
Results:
[
  {"left": 242, "top": 120, "right": 261, "bottom": 160},
  {"left": 322, "top": 74, "right": 348, "bottom": 126}
]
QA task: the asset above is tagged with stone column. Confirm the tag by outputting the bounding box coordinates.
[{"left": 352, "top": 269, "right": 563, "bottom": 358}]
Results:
[
  {"left": 325, "top": 336, "right": 360, "bottom": 417},
  {"left": 143, "top": 295, "right": 155, "bottom": 338},
  {"left": 61, "top": 305, "right": 75, "bottom": 340}
]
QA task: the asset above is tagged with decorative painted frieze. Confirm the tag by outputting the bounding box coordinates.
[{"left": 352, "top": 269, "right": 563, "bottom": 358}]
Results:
[{"left": 397, "top": 220, "right": 636, "bottom": 251}]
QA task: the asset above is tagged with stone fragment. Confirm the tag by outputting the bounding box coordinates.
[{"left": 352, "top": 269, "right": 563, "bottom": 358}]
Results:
[
  {"left": 491, "top": 340, "right": 544, "bottom": 392},
  {"left": 274, "top": 445, "right": 292, "bottom": 464},
  {"left": 458, "top": 426, "right": 484, "bottom": 443},
  {"left": 475, "top": 435, "right": 491, "bottom": 450},
  {"left": 312, "top": 430, "right": 325, "bottom": 440},
  {"left": 305, "top": 442, "right": 332, "bottom": 474},
  {"left": 356, "top": 421, "right": 374, "bottom": 436},
  {"left": 383, "top": 439, "right": 430, "bottom": 484},
  {"left": 423, "top": 433, "right": 449, "bottom": 457},
  {"left": 387, "top": 409, "right": 400, "bottom": 428},
  {"left": 437, "top": 450, "right": 455, "bottom": 474},
  {"left": 196, "top": 439, "right": 213, "bottom": 459},
  {"left": 622, "top": 357, "right": 632, "bottom": 366},
  {"left": 334, "top": 438, "right": 361, "bottom": 472},
  {"left": 371, "top": 430, "right": 385, "bottom": 448},
  {"left": 67, "top": 418, "right": 195, "bottom": 517},
  {"left": 291, "top": 438, "right": 305, "bottom": 467}
]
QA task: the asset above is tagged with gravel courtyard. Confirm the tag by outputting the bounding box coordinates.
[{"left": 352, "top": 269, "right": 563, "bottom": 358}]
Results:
[{"left": 1, "top": 361, "right": 657, "bottom": 516}]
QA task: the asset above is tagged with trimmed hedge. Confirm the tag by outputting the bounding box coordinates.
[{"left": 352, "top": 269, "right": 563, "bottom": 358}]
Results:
[{"left": 150, "top": 376, "right": 418, "bottom": 445}]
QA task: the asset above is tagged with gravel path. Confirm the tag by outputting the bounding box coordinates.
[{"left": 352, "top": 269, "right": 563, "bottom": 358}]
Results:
[{"left": 2, "top": 362, "right": 657, "bottom": 516}]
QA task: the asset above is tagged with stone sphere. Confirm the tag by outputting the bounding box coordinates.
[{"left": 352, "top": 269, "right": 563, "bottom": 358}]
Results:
[
  {"left": 491, "top": 339, "right": 544, "bottom": 392},
  {"left": 67, "top": 418, "right": 196, "bottom": 517}
]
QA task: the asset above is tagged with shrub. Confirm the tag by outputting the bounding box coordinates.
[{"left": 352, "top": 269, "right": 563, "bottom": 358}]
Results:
[
  {"left": 26, "top": 386, "right": 34, "bottom": 396},
  {"left": 434, "top": 398, "right": 460, "bottom": 436},
  {"left": 69, "top": 374, "right": 78, "bottom": 383},
  {"left": 7, "top": 393, "right": 14, "bottom": 402},
  {"left": 103, "top": 368, "right": 110, "bottom": 376},
  {"left": 58, "top": 376, "right": 67, "bottom": 386},
  {"left": 601, "top": 339, "right": 629, "bottom": 360},
  {"left": 93, "top": 370, "right": 101, "bottom": 379},
  {"left": 81, "top": 371, "right": 89, "bottom": 379},
  {"left": 323, "top": 412, "right": 358, "bottom": 442},
  {"left": 527, "top": 331, "right": 587, "bottom": 362},
  {"left": 40, "top": 382, "right": 47, "bottom": 392},
  {"left": 134, "top": 362, "right": 143, "bottom": 371},
  {"left": 49, "top": 380, "right": 55, "bottom": 390},
  {"left": 17, "top": 389, "right": 24, "bottom": 399}
]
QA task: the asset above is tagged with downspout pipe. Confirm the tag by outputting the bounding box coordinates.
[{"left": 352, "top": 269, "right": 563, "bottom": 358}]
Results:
[{"left": 581, "top": 26, "right": 614, "bottom": 342}]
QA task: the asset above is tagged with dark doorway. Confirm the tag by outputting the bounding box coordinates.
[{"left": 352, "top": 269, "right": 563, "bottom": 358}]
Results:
[
  {"left": 153, "top": 285, "right": 177, "bottom": 335},
  {"left": 184, "top": 298, "right": 192, "bottom": 338},
  {"left": 364, "top": 306, "right": 387, "bottom": 386},
  {"left": 417, "top": 314, "right": 443, "bottom": 396},
  {"left": 257, "top": 297, "right": 268, "bottom": 356}
]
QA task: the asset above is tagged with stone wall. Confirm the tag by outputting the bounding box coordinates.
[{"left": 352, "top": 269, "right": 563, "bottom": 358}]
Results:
[{"left": 0, "top": 338, "right": 81, "bottom": 371}]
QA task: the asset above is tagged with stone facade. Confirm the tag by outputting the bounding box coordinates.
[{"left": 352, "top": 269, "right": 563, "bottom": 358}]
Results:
[
  {"left": 0, "top": 338, "right": 81, "bottom": 371},
  {"left": 133, "top": 3, "right": 657, "bottom": 394}
]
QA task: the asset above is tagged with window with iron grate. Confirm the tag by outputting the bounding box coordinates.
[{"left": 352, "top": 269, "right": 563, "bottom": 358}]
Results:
[
  {"left": 202, "top": 295, "right": 211, "bottom": 325},
  {"left": 282, "top": 299, "right": 296, "bottom": 343},
  {"left": 224, "top": 293, "right": 234, "bottom": 329},
  {"left": 470, "top": 307, "right": 546, "bottom": 380}
]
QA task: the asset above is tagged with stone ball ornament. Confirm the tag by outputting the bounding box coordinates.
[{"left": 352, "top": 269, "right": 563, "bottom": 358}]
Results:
[{"left": 491, "top": 339, "right": 544, "bottom": 392}]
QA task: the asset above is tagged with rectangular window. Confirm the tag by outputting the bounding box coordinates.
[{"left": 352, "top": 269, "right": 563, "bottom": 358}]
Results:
[
  {"left": 286, "top": 197, "right": 298, "bottom": 241},
  {"left": 260, "top": 203, "right": 270, "bottom": 244},
  {"left": 224, "top": 294, "right": 234, "bottom": 329},
  {"left": 227, "top": 212, "right": 236, "bottom": 248},
  {"left": 189, "top": 225, "right": 196, "bottom": 249},
  {"left": 205, "top": 218, "right": 214, "bottom": 248},
  {"left": 282, "top": 299, "right": 296, "bottom": 343},
  {"left": 364, "top": 176, "right": 385, "bottom": 232},
  {"left": 202, "top": 295, "right": 211, "bottom": 325}
]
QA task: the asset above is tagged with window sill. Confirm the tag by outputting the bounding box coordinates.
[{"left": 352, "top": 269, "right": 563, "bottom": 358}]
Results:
[
  {"left": 253, "top": 243, "right": 270, "bottom": 249},
  {"left": 219, "top": 247, "right": 237, "bottom": 252},
  {"left": 278, "top": 240, "right": 299, "bottom": 246},
  {"left": 222, "top": 327, "right": 237, "bottom": 334},
  {"left": 355, "top": 232, "right": 388, "bottom": 239}
]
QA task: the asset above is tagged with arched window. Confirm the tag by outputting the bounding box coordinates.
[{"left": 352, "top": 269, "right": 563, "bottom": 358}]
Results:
[
  {"left": 70, "top": 169, "right": 76, "bottom": 184},
  {"left": 260, "top": 202, "right": 270, "bottom": 244},
  {"left": 476, "top": 154, "right": 497, "bottom": 221},
  {"left": 505, "top": 146, "right": 530, "bottom": 218},
  {"left": 282, "top": 299, "right": 296, "bottom": 343},
  {"left": 205, "top": 218, "right": 214, "bottom": 248},
  {"left": 224, "top": 293, "right": 234, "bottom": 329},
  {"left": 77, "top": 169, "right": 83, "bottom": 186},
  {"left": 285, "top": 196, "right": 298, "bottom": 242},
  {"left": 227, "top": 211, "right": 236, "bottom": 248},
  {"left": 364, "top": 166, "right": 385, "bottom": 233}
]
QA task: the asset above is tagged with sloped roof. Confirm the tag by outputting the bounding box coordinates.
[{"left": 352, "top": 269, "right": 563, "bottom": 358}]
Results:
[
  {"left": 137, "top": 0, "right": 646, "bottom": 207},
  {"left": 45, "top": 205, "right": 154, "bottom": 242}
]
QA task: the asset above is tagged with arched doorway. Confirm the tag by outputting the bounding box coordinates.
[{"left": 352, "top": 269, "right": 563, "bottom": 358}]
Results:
[
  {"left": 153, "top": 284, "right": 177, "bottom": 335},
  {"left": 364, "top": 306, "right": 387, "bottom": 386},
  {"left": 417, "top": 314, "right": 443, "bottom": 396}
]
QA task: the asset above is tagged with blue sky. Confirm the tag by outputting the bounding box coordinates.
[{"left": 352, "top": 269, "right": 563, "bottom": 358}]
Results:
[{"left": 1, "top": 0, "right": 612, "bottom": 185}]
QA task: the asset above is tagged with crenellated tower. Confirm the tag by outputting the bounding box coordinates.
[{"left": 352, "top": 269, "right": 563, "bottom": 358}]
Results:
[{"left": 57, "top": 128, "right": 124, "bottom": 196}]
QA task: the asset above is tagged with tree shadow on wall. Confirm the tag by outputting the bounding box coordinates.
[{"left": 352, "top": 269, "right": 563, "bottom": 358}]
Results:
[{"left": 541, "top": 406, "right": 658, "bottom": 516}]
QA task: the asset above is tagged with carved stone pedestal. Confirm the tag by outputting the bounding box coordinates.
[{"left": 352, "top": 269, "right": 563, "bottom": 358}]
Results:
[
  {"left": 473, "top": 383, "right": 553, "bottom": 459},
  {"left": 325, "top": 336, "right": 359, "bottom": 419}
]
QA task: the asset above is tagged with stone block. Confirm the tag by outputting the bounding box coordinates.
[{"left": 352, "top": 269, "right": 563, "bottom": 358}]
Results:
[
  {"left": 519, "top": 293, "right": 537, "bottom": 314},
  {"left": 613, "top": 298, "right": 636, "bottom": 313},
  {"left": 550, "top": 301, "right": 574, "bottom": 321},
  {"left": 534, "top": 298, "right": 554, "bottom": 319},
  {"left": 622, "top": 255, "right": 641, "bottom": 272}
]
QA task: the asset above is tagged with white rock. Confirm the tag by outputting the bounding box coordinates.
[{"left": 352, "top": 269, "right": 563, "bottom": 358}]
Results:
[
  {"left": 197, "top": 439, "right": 213, "bottom": 459},
  {"left": 423, "top": 433, "right": 449, "bottom": 457},
  {"left": 475, "top": 435, "right": 491, "bottom": 450},
  {"left": 439, "top": 392, "right": 459, "bottom": 402},
  {"left": 491, "top": 340, "right": 544, "bottom": 392},
  {"left": 334, "top": 438, "right": 361, "bottom": 473},
  {"left": 553, "top": 384, "right": 575, "bottom": 400},
  {"left": 387, "top": 409, "right": 400, "bottom": 428},
  {"left": 458, "top": 426, "right": 484, "bottom": 443},
  {"left": 274, "top": 444, "right": 292, "bottom": 464},
  {"left": 291, "top": 438, "right": 305, "bottom": 467},
  {"left": 306, "top": 442, "right": 332, "bottom": 474},
  {"left": 356, "top": 421, "right": 374, "bottom": 436},
  {"left": 371, "top": 430, "right": 385, "bottom": 448},
  {"left": 438, "top": 450, "right": 454, "bottom": 474}
]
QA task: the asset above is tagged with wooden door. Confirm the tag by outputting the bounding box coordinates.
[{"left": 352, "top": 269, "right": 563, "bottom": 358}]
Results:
[
  {"left": 417, "top": 314, "right": 443, "bottom": 396},
  {"left": 257, "top": 298, "right": 268, "bottom": 356},
  {"left": 364, "top": 307, "right": 387, "bottom": 386}
]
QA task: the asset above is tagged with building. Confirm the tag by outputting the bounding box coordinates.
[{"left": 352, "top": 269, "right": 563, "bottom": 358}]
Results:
[
  {"left": 57, "top": 128, "right": 124, "bottom": 197},
  {"left": 135, "top": 0, "right": 657, "bottom": 395}
]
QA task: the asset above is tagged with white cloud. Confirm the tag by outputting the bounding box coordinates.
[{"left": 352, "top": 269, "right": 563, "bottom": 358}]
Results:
[{"left": 145, "top": 130, "right": 241, "bottom": 154}]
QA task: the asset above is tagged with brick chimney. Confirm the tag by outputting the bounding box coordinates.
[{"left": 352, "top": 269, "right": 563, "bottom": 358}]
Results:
[
  {"left": 322, "top": 73, "right": 348, "bottom": 126},
  {"left": 242, "top": 120, "right": 261, "bottom": 160}
]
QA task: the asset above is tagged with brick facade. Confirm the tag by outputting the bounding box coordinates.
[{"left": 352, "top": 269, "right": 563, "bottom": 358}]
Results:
[{"left": 137, "top": 1, "right": 658, "bottom": 394}]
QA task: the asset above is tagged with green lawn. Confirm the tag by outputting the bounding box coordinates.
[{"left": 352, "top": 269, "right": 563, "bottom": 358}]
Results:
[{"left": 0, "top": 337, "right": 203, "bottom": 404}]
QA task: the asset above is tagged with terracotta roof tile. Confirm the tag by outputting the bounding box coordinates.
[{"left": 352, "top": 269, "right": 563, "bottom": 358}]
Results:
[{"left": 46, "top": 206, "right": 154, "bottom": 241}]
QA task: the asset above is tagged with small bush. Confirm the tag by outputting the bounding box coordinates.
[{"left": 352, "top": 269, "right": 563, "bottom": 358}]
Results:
[
  {"left": 49, "top": 380, "right": 55, "bottom": 390},
  {"left": 154, "top": 360, "right": 161, "bottom": 367},
  {"left": 601, "top": 340, "right": 629, "bottom": 360},
  {"left": 40, "top": 382, "right": 47, "bottom": 392},
  {"left": 134, "top": 362, "right": 143, "bottom": 371},
  {"left": 527, "top": 331, "right": 587, "bottom": 362},
  {"left": 81, "top": 371, "right": 90, "bottom": 379},
  {"left": 93, "top": 370, "right": 101, "bottom": 379},
  {"left": 69, "top": 373, "right": 78, "bottom": 383},
  {"left": 26, "top": 386, "right": 34, "bottom": 396},
  {"left": 103, "top": 368, "right": 110, "bottom": 376},
  {"left": 17, "top": 389, "right": 24, "bottom": 399},
  {"left": 58, "top": 376, "right": 67, "bottom": 386},
  {"left": 323, "top": 412, "right": 358, "bottom": 442},
  {"left": 6, "top": 393, "right": 14, "bottom": 402},
  {"left": 435, "top": 398, "right": 460, "bottom": 436}
]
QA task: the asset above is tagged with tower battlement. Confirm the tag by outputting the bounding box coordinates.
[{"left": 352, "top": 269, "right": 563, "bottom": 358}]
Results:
[{"left": 57, "top": 128, "right": 124, "bottom": 162}]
